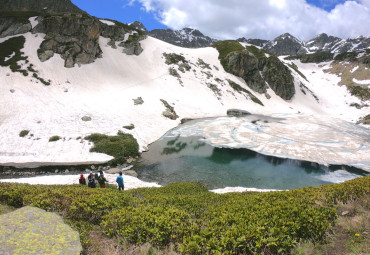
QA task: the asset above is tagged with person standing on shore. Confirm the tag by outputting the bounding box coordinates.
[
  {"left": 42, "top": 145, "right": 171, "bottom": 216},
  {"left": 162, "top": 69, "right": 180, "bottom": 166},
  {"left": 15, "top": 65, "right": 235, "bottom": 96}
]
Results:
[
  {"left": 88, "top": 172, "right": 96, "bottom": 188},
  {"left": 116, "top": 172, "right": 124, "bottom": 191},
  {"left": 79, "top": 174, "right": 86, "bottom": 185},
  {"left": 98, "top": 170, "right": 107, "bottom": 188}
]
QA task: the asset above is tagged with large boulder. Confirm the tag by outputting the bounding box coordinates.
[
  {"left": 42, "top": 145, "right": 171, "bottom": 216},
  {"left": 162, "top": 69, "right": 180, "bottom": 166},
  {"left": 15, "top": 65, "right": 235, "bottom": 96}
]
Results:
[{"left": 0, "top": 206, "right": 82, "bottom": 255}]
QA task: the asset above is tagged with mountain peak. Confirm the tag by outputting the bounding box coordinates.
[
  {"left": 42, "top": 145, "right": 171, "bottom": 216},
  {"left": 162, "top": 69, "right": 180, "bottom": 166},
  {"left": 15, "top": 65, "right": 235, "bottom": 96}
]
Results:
[{"left": 149, "top": 27, "right": 217, "bottom": 48}]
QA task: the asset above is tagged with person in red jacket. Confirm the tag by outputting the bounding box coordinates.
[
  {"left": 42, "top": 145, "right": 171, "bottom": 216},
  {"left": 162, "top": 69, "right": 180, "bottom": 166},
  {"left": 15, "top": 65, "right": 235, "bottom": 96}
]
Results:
[{"left": 79, "top": 174, "right": 86, "bottom": 185}]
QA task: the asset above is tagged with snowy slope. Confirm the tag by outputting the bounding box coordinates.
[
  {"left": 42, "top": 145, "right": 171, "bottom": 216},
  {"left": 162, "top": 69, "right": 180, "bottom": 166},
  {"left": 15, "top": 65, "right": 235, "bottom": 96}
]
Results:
[{"left": 0, "top": 31, "right": 368, "bottom": 167}]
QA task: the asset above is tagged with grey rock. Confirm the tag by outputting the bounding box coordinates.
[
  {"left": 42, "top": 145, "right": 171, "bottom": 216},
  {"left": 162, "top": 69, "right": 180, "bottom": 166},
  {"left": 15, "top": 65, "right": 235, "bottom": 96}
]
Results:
[
  {"left": 133, "top": 97, "right": 144, "bottom": 105},
  {"left": 227, "top": 109, "right": 251, "bottom": 117},
  {"left": 237, "top": 37, "right": 269, "bottom": 47},
  {"left": 161, "top": 99, "right": 179, "bottom": 120},
  {"left": 0, "top": 206, "right": 82, "bottom": 255},
  {"left": 120, "top": 40, "right": 144, "bottom": 56},
  {"left": 81, "top": 116, "right": 92, "bottom": 121},
  {"left": 181, "top": 118, "right": 195, "bottom": 124},
  {"left": 123, "top": 170, "right": 137, "bottom": 178},
  {"left": 341, "top": 210, "right": 350, "bottom": 216},
  {"left": 105, "top": 168, "right": 121, "bottom": 174},
  {"left": 38, "top": 50, "right": 54, "bottom": 62},
  {"left": 9, "top": 89, "right": 15, "bottom": 93},
  {"left": 0, "top": 17, "right": 32, "bottom": 38}
]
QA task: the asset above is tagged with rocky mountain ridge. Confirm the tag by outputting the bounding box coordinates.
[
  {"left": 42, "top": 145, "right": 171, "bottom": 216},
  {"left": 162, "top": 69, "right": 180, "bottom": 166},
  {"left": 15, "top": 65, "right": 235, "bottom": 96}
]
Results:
[
  {"left": 148, "top": 27, "right": 218, "bottom": 48},
  {"left": 148, "top": 27, "right": 370, "bottom": 55}
]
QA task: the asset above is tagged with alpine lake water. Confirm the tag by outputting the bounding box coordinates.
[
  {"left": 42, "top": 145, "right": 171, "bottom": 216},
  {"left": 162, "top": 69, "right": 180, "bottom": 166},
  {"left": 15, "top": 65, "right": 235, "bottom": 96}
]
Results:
[{"left": 136, "top": 116, "right": 369, "bottom": 191}]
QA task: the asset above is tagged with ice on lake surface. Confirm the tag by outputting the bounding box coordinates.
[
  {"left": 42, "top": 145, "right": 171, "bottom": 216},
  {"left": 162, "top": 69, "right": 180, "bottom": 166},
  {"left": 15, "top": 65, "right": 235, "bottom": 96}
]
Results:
[{"left": 137, "top": 114, "right": 369, "bottom": 190}]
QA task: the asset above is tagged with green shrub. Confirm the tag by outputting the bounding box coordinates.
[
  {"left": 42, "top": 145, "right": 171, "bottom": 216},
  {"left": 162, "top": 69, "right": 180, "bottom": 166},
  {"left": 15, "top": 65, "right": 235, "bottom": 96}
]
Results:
[
  {"left": 349, "top": 85, "right": 370, "bottom": 101},
  {"left": 85, "top": 132, "right": 139, "bottom": 165},
  {"left": 245, "top": 45, "right": 271, "bottom": 59},
  {"left": 123, "top": 124, "right": 135, "bottom": 130},
  {"left": 163, "top": 53, "right": 187, "bottom": 65},
  {"left": 19, "top": 130, "right": 30, "bottom": 137},
  {"left": 0, "top": 36, "right": 28, "bottom": 74},
  {"left": 49, "top": 135, "right": 61, "bottom": 142},
  {"left": 227, "top": 80, "right": 264, "bottom": 106},
  {"left": 288, "top": 63, "right": 308, "bottom": 81},
  {"left": 0, "top": 176, "right": 368, "bottom": 255}
]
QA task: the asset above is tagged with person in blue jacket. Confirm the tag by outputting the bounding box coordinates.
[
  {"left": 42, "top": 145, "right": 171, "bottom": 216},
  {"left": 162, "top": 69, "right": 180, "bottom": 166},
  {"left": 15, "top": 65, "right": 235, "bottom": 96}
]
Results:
[{"left": 116, "top": 172, "right": 124, "bottom": 191}]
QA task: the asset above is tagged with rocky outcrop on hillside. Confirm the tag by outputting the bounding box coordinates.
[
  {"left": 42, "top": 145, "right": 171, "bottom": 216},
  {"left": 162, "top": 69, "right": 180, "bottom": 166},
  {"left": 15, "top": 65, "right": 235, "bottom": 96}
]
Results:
[
  {"left": 0, "top": 0, "right": 84, "bottom": 14},
  {"left": 149, "top": 28, "right": 217, "bottom": 48},
  {"left": 224, "top": 46, "right": 295, "bottom": 100},
  {"left": 0, "top": 0, "right": 146, "bottom": 67},
  {"left": 34, "top": 14, "right": 102, "bottom": 67},
  {"left": 305, "top": 33, "right": 342, "bottom": 52}
]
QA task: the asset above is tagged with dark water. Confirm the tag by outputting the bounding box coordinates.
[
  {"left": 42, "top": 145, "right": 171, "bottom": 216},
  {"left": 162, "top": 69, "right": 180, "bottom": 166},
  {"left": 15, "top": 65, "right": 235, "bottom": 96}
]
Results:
[{"left": 136, "top": 136, "right": 367, "bottom": 190}]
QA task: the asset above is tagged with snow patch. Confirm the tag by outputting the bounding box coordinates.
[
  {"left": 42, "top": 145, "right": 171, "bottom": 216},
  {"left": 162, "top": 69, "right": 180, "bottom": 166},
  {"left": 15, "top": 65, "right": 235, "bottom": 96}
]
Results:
[
  {"left": 29, "top": 17, "right": 39, "bottom": 29},
  {"left": 99, "top": 19, "right": 115, "bottom": 26},
  {"left": 353, "top": 78, "right": 370, "bottom": 85}
]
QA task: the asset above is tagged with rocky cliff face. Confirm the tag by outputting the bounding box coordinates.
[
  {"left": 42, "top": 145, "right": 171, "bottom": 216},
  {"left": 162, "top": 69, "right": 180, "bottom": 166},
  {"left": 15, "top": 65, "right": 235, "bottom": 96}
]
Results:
[
  {"left": 149, "top": 28, "right": 217, "bottom": 48},
  {"left": 224, "top": 45, "right": 295, "bottom": 100},
  {"left": 0, "top": 0, "right": 84, "bottom": 14},
  {"left": 0, "top": 12, "right": 146, "bottom": 67}
]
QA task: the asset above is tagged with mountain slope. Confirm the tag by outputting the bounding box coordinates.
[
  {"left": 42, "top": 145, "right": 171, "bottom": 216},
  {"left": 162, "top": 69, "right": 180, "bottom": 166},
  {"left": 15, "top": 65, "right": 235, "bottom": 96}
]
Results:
[{"left": 1, "top": 30, "right": 368, "bottom": 167}]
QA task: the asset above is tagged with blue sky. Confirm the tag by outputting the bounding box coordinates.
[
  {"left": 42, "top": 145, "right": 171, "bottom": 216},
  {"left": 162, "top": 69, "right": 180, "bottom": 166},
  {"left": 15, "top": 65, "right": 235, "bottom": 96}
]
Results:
[{"left": 71, "top": 0, "right": 369, "bottom": 40}]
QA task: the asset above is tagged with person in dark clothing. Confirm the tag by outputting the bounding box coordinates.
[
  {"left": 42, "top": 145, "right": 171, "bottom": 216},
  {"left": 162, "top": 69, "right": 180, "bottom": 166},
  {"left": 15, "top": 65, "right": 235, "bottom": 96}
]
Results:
[
  {"left": 98, "top": 171, "right": 107, "bottom": 188},
  {"left": 116, "top": 172, "right": 124, "bottom": 191},
  {"left": 79, "top": 174, "right": 86, "bottom": 185},
  {"left": 87, "top": 172, "right": 96, "bottom": 188}
]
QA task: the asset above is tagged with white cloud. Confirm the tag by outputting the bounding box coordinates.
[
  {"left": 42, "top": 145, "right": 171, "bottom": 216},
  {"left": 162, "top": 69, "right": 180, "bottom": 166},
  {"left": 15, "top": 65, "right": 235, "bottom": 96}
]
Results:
[{"left": 133, "top": 0, "right": 370, "bottom": 40}]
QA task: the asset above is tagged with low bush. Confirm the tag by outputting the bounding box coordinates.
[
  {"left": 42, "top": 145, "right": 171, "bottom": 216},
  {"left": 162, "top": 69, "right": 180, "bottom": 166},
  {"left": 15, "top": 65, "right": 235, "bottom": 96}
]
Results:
[
  {"left": 19, "top": 130, "right": 30, "bottom": 137},
  {"left": 85, "top": 132, "right": 139, "bottom": 165},
  {"left": 49, "top": 135, "right": 61, "bottom": 142},
  {"left": 227, "top": 80, "right": 264, "bottom": 106},
  {"left": 0, "top": 176, "right": 368, "bottom": 254}
]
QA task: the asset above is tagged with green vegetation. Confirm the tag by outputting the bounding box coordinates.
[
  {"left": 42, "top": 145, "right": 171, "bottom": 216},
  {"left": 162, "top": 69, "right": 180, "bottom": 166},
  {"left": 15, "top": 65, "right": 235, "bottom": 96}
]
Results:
[
  {"left": 286, "top": 52, "right": 334, "bottom": 63},
  {"left": 0, "top": 11, "right": 41, "bottom": 23},
  {"left": 0, "top": 176, "right": 368, "bottom": 254},
  {"left": 334, "top": 52, "right": 358, "bottom": 62},
  {"left": 0, "top": 203, "right": 15, "bottom": 215},
  {"left": 348, "top": 85, "right": 370, "bottom": 101},
  {"left": 0, "top": 36, "right": 28, "bottom": 76},
  {"left": 245, "top": 45, "right": 271, "bottom": 59},
  {"left": 288, "top": 63, "right": 308, "bottom": 81},
  {"left": 212, "top": 40, "right": 245, "bottom": 70},
  {"left": 122, "top": 124, "right": 135, "bottom": 130},
  {"left": 227, "top": 80, "right": 264, "bottom": 106},
  {"left": 85, "top": 132, "right": 139, "bottom": 165},
  {"left": 163, "top": 53, "right": 187, "bottom": 65},
  {"left": 19, "top": 130, "right": 30, "bottom": 137},
  {"left": 49, "top": 136, "right": 61, "bottom": 142}
]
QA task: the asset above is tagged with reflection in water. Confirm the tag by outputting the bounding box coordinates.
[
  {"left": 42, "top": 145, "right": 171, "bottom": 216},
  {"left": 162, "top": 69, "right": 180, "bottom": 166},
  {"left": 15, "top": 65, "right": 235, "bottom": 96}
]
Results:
[{"left": 137, "top": 136, "right": 366, "bottom": 190}]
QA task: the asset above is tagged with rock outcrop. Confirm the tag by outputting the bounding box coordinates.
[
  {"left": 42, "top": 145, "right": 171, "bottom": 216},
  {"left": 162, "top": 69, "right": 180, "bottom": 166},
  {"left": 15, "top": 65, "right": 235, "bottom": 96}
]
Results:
[
  {"left": 224, "top": 46, "right": 295, "bottom": 100},
  {"left": 0, "top": 0, "right": 84, "bottom": 14},
  {"left": 0, "top": 206, "right": 82, "bottom": 255},
  {"left": 0, "top": 0, "right": 146, "bottom": 67}
]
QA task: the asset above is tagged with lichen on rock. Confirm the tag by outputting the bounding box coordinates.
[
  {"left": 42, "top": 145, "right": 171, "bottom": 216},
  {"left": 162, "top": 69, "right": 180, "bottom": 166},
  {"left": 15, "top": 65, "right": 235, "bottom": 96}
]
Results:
[{"left": 0, "top": 206, "right": 82, "bottom": 255}]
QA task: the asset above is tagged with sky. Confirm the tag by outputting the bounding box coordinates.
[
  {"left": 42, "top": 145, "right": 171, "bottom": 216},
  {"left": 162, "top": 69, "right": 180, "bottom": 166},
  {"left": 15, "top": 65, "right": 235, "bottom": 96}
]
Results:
[{"left": 71, "top": 0, "right": 370, "bottom": 41}]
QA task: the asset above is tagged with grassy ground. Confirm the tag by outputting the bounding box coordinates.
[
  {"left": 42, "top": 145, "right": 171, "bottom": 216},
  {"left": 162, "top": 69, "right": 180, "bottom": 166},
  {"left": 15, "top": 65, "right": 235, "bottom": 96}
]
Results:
[
  {"left": 0, "top": 203, "right": 15, "bottom": 215},
  {"left": 292, "top": 195, "right": 369, "bottom": 255}
]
